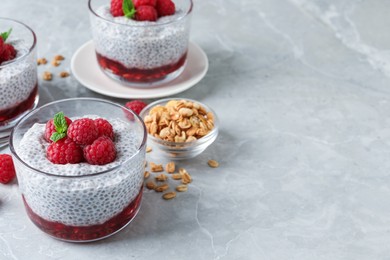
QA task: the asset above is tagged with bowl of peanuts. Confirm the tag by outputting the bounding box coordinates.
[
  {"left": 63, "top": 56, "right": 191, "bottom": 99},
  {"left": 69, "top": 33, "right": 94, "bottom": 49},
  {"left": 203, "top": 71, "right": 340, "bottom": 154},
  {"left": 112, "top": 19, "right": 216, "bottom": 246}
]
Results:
[{"left": 140, "top": 98, "right": 219, "bottom": 160}]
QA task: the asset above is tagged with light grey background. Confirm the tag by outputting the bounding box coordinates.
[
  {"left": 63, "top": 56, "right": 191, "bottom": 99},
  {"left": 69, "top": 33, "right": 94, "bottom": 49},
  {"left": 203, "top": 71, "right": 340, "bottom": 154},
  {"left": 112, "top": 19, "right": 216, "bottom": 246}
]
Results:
[{"left": 2, "top": 0, "right": 390, "bottom": 259}]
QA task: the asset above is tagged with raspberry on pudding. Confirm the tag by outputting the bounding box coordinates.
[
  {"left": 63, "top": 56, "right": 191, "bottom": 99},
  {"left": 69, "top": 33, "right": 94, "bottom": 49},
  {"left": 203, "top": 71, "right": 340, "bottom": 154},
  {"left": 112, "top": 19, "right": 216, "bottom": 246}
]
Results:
[
  {"left": 94, "top": 118, "right": 115, "bottom": 140},
  {"left": 11, "top": 100, "right": 147, "bottom": 242},
  {"left": 0, "top": 31, "right": 17, "bottom": 63},
  {"left": 89, "top": 0, "right": 193, "bottom": 85},
  {"left": 0, "top": 20, "right": 38, "bottom": 127}
]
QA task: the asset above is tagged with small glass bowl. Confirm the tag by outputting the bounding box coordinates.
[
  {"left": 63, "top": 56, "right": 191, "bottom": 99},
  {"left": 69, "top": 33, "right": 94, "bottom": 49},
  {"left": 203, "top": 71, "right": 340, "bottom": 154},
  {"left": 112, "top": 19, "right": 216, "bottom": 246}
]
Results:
[
  {"left": 10, "top": 98, "right": 147, "bottom": 242},
  {"left": 140, "top": 98, "right": 219, "bottom": 160}
]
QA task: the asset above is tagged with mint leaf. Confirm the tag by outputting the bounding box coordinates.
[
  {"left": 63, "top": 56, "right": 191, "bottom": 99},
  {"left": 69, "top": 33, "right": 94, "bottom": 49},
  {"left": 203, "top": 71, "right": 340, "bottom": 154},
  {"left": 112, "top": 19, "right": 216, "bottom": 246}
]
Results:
[
  {"left": 53, "top": 112, "right": 68, "bottom": 134},
  {"left": 50, "top": 132, "right": 66, "bottom": 142},
  {"left": 50, "top": 112, "right": 69, "bottom": 142},
  {"left": 0, "top": 28, "right": 12, "bottom": 42},
  {"left": 123, "top": 0, "right": 136, "bottom": 19}
]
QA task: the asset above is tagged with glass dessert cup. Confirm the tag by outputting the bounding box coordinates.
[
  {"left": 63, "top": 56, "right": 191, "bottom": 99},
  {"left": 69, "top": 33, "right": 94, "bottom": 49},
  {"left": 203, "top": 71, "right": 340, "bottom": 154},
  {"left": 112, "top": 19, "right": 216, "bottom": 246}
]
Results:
[
  {"left": 0, "top": 17, "right": 38, "bottom": 142},
  {"left": 140, "top": 98, "right": 219, "bottom": 160},
  {"left": 88, "top": 0, "right": 193, "bottom": 87},
  {"left": 10, "top": 98, "right": 147, "bottom": 242}
]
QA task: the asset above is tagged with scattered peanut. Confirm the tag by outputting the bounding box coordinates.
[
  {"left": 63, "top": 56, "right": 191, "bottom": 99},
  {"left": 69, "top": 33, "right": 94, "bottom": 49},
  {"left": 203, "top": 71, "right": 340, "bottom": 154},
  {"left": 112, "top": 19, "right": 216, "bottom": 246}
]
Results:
[
  {"left": 146, "top": 181, "right": 156, "bottom": 190},
  {"left": 208, "top": 160, "right": 219, "bottom": 168},
  {"left": 51, "top": 59, "right": 60, "bottom": 67},
  {"left": 144, "top": 162, "right": 195, "bottom": 201},
  {"left": 171, "top": 173, "right": 182, "bottom": 180},
  {"left": 146, "top": 146, "right": 152, "bottom": 153},
  {"left": 37, "top": 58, "right": 47, "bottom": 65},
  {"left": 150, "top": 162, "right": 163, "bottom": 172},
  {"left": 59, "top": 71, "right": 70, "bottom": 78},
  {"left": 162, "top": 191, "right": 176, "bottom": 200},
  {"left": 179, "top": 168, "right": 188, "bottom": 175},
  {"left": 54, "top": 55, "right": 65, "bottom": 61},
  {"left": 181, "top": 172, "right": 192, "bottom": 184},
  {"left": 155, "top": 174, "right": 168, "bottom": 182},
  {"left": 165, "top": 162, "right": 175, "bottom": 173},
  {"left": 176, "top": 185, "right": 188, "bottom": 192},
  {"left": 42, "top": 71, "right": 52, "bottom": 81},
  {"left": 155, "top": 184, "right": 169, "bottom": 192}
]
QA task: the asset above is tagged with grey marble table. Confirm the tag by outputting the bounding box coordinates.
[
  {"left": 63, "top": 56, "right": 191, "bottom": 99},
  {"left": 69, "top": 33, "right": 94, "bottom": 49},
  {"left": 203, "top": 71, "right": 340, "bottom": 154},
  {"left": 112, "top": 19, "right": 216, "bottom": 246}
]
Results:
[{"left": 2, "top": 0, "right": 390, "bottom": 259}]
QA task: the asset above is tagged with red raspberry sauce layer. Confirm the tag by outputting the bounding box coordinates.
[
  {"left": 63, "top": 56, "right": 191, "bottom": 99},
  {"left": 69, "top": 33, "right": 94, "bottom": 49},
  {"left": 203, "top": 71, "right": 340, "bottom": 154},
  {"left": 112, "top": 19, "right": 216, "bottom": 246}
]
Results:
[
  {"left": 0, "top": 84, "right": 38, "bottom": 122},
  {"left": 22, "top": 186, "right": 143, "bottom": 242},
  {"left": 96, "top": 52, "right": 187, "bottom": 83}
]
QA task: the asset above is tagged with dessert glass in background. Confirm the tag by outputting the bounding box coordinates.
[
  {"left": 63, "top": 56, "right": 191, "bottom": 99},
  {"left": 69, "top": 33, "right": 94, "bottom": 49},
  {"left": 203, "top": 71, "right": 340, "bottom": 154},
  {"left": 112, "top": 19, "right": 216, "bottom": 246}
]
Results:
[
  {"left": 10, "top": 98, "right": 147, "bottom": 242},
  {"left": 0, "top": 18, "right": 38, "bottom": 143},
  {"left": 88, "top": 0, "right": 193, "bottom": 86}
]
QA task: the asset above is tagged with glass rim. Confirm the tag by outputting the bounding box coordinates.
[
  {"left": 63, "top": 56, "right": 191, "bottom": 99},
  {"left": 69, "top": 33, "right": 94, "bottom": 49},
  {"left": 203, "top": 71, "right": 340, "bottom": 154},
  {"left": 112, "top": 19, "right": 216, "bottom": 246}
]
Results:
[
  {"left": 9, "top": 97, "right": 148, "bottom": 179},
  {"left": 139, "top": 97, "right": 219, "bottom": 146},
  {"left": 88, "top": 0, "right": 193, "bottom": 28},
  {"left": 0, "top": 17, "right": 37, "bottom": 69}
]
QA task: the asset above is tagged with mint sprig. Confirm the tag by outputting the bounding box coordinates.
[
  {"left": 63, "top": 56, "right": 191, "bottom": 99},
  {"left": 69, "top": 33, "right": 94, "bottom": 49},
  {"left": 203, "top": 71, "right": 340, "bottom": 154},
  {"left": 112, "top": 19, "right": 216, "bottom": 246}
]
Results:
[
  {"left": 0, "top": 28, "right": 12, "bottom": 42},
  {"left": 50, "top": 112, "right": 69, "bottom": 142},
  {"left": 50, "top": 132, "right": 66, "bottom": 142},
  {"left": 123, "top": 0, "right": 136, "bottom": 19}
]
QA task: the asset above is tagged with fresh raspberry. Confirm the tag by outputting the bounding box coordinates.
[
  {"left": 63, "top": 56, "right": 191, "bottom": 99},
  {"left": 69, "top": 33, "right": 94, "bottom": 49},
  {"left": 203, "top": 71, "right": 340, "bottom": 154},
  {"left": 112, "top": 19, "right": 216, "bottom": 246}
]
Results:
[
  {"left": 156, "top": 0, "right": 175, "bottom": 17},
  {"left": 135, "top": 5, "right": 158, "bottom": 21},
  {"left": 125, "top": 100, "right": 147, "bottom": 120},
  {"left": 0, "top": 37, "right": 4, "bottom": 56},
  {"left": 47, "top": 138, "right": 84, "bottom": 164},
  {"left": 0, "top": 44, "right": 16, "bottom": 63},
  {"left": 83, "top": 136, "right": 116, "bottom": 165},
  {"left": 94, "top": 118, "right": 115, "bottom": 141},
  {"left": 134, "top": 0, "right": 156, "bottom": 8},
  {"left": 110, "top": 0, "right": 124, "bottom": 17},
  {"left": 125, "top": 100, "right": 147, "bottom": 115},
  {"left": 0, "top": 154, "right": 16, "bottom": 184},
  {"left": 45, "top": 117, "right": 72, "bottom": 142},
  {"left": 5, "top": 44, "right": 16, "bottom": 59},
  {"left": 67, "top": 118, "right": 99, "bottom": 145},
  {"left": 0, "top": 48, "right": 10, "bottom": 62}
]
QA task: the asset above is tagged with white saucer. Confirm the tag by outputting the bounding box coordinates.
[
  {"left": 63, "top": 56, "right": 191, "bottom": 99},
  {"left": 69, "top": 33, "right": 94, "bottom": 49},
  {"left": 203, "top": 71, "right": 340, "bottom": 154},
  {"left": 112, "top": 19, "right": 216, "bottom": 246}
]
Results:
[{"left": 71, "top": 41, "right": 208, "bottom": 99}]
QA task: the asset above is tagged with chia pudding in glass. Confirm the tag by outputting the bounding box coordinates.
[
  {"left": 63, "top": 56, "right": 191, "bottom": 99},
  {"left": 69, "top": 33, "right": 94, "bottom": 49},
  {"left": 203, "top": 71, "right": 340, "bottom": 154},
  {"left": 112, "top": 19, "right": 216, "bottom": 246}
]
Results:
[
  {"left": 10, "top": 98, "right": 147, "bottom": 242},
  {"left": 0, "top": 18, "right": 38, "bottom": 140},
  {"left": 88, "top": 0, "right": 193, "bottom": 86}
]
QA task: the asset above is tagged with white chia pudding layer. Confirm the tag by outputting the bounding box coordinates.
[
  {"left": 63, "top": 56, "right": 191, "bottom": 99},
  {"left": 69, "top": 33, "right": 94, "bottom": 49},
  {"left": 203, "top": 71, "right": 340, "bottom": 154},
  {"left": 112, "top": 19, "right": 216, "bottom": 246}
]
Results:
[
  {"left": 91, "top": 5, "right": 190, "bottom": 69},
  {"left": 0, "top": 40, "right": 37, "bottom": 111},
  {"left": 15, "top": 116, "right": 145, "bottom": 226}
]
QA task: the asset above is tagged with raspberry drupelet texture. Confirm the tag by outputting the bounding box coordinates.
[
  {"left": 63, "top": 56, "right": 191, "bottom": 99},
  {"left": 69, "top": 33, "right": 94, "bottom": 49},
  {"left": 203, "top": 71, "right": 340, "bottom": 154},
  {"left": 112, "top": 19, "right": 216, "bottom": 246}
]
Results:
[
  {"left": 0, "top": 28, "right": 17, "bottom": 64},
  {"left": 83, "top": 136, "right": 117, "bottom": 165},
  {"left": 125, "top": 100, "right": 147, "bottom": 115},
  {"left": 135, "top": 5, "right": 158, "bottom": 21},
  {"left": 67, "top": 118, "right": 99, "bottom": 145},
  {"left": 134, "top": 0, "right": 157, "bottom": 8},
  {"left": 156, "top": 0, "right": 175, "bottom": 17},
  {"left": 1, "top": 44, "right": 16, "bottom": 60},
  {"left": 45, "top": 117, "right": 72, "bottom": 142},
  {"left": 110, "top": 0, "right": 124, "bottom": 17},
  {"left": 0, "top": 42, "right": 17, "bottom": 64},
  {"left": 0, "top": 154, "right": 16, "bottom": 184},
  {"left": 94, "top": 118, "right": 115, "bottom": 141},
  {"left": 46, "top": 138, "right": 84, "bottom": 164}
]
